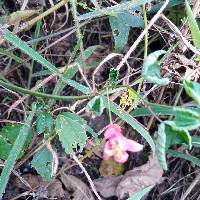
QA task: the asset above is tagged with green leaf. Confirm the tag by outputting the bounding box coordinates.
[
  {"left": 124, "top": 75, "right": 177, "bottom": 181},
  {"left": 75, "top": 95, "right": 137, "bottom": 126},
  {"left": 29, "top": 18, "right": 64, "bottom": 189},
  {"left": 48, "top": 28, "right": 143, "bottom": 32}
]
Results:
[
  {"left": 156, "top": 121, "right": 192, "bottom": 170},
  {"left": 31, "top": 147, "right": 53, "bottom": 182},
  {"left": 185, "top": 0, "right": 200, "bottom": 49},
  {"left": 156, "top": 122, "right": 167, "bottom": 170},
  {"left": 173, "top": 108, "right": 200, "bottom": 130},
  {"left": 142, "top": 50, "right": 170, "bottom": 85},
  {"left": 0, "top": 124, "right": 32, "bottom": 160},
  {"left": 167, "top": 149, "right": 200, "bottom": 167},
  {"left": 86, "top": 96, "right": 105, "bottom": 116},
  {"left": 131, "top": 103, "right": 200, "bottom": 117},
  {"left": 184, "top": 80, "right": 200, "bottom": 105},
  {"left": 0, "top": 103, "right": 36, "bottom": 199},
  {"left": 2, "top": 10, "right": 39, "bottom": 25},
  {"left": 149, "top": 0, "right": 181, "bottom": 13},
  {"left": 56, "top": 112, "right": 88, "bottom": 155},
  {"left": 77, "top": 0, "right": 152, "bottom": 21},
  {"left": 108, "top": 68, "right": 119, "bottom": 86},
  {"left": 128, "top": 185, "right": 154, "bottom": 200},
  {"left": 109, "top": 12, "right": 144, "bottom": 51},
  {"left": 36, "top": 111, "right": 53, "bottom": 134},
  {"left": 101, "top": 96, "right": 155, "bottom": 153},
  {"left": 192, "top": 136, "right": 200, "bottom": 148},
  {"left": 3, "top": 29, "right": 91, "bottom": 94}
]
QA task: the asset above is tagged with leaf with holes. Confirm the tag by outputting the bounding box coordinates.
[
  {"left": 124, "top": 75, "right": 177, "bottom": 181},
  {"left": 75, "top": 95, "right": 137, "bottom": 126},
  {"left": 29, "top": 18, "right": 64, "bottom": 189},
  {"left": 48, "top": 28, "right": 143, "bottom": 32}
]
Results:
[
  {"left": 142, "top": 50, "right": 170, "bottom": 85},
  {"left": 156, "top": 121, "right": 191, "bottom": 170},
  {"left": 109, "top": 12, "right": 144, "bottom": 51},
  {"left": 0, "top": 124, "right": 32, "bottom": 160},
  {"left": 184, "top": 80, "right": 200, "bottom": 105},
  {"left": 56, "top": 112, "right": 88, "bottom": 155},
  {"left": 31, "top": 146, "right": 53, "bottom": 182}
]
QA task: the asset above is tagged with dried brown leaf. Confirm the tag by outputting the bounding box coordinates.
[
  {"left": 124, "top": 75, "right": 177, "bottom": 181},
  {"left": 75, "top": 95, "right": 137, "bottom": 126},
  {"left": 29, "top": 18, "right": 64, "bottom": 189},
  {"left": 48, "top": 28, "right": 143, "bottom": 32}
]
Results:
[
  {"left": 60, "top": 173, "right": 95, "bottom": 200},
  {"left": 47, "top": 179, "right": 70, "bottom": 199},
  {"left": 117, "top": 155, "right": 164, "bottom": 199},
  {"left": 94, "top": 155, "right": 164, "bottom": 199}
]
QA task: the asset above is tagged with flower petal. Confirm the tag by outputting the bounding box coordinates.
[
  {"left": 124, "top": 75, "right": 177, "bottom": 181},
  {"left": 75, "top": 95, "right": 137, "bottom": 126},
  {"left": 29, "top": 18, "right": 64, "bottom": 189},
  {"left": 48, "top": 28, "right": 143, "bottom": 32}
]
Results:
[
  {"left": 114, "top": 151, "right": 129, "bottom": 163},
  {"left": 104, "top": 124, "right": 123, "bottom": 139},
  {"left": 125, "top": 139, "right": 143, "bottom": 152},
  {"left": 103, "top": 141, "right": 114, "bottom": 160}
]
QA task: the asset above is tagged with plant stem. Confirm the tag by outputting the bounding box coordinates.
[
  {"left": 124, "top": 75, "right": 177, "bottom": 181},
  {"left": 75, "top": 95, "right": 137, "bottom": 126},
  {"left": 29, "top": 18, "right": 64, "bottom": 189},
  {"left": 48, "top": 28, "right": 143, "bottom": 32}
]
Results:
[
  {"left": 106, "top": 87, "right": 113, "bottom": 124},
  {"left": 18, "top": 0, "right": 69, "bottom": 32},
  {"left": 0, "top": 80, "right": 91, "bottom": 101},
  {"left": 142, "top": 4, "right": 148, "bottom": 59}
]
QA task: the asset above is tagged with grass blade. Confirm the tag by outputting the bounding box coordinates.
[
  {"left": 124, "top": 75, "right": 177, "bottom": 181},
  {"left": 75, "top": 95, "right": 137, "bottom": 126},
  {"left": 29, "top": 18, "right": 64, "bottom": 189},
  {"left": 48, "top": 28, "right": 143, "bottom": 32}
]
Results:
[
  {"left": 0, "top": 104, "right": 37, "bottom": 198},
  {"left": 185, "top": 0, "right": 200, "bottom": 49},
  {"left": 168, "top": 149, "right": 200, "bottom": 167},
  {"left": 2, "top": 29, "right": 91, "bottom": 94}
]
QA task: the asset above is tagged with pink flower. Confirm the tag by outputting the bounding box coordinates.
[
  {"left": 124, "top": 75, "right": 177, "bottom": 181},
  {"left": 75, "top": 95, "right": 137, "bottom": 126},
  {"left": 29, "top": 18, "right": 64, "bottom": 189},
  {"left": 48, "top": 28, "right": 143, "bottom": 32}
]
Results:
[{"left": 103, "top": 124, "right": 143, "bottom": 163}]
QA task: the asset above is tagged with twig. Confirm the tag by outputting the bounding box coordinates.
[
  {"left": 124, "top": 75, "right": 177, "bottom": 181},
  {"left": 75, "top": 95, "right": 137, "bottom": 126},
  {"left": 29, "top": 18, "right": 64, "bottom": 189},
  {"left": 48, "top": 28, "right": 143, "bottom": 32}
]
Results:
[
  {"left": 180, "top": 172, "right": 200, "bottom": 200},
  {"left": 72, "top": 154, "right": 102, "bottom": 200},
  {"left": 17, "top": 0, "right": 70, "bottom": 33},
  {"left": 161, "top": 14, "right": 200, "bottom": 56},
  {"left": 92, "top": 53, "right": 123, "bottom": 90},
  {"left": 46, "top": 141, "right": 59, "bottom": 177},
  {"left": 116, "top": 0, "right": 170, "bottom": 70}
]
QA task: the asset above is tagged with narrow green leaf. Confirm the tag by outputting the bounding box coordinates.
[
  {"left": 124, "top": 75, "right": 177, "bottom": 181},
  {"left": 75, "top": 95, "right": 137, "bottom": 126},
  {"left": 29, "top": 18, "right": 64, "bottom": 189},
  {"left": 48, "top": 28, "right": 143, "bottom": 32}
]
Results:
[
  {"left": 156, "top": 121, "right": 192, "bottom": 170},
  {"left": 149, "top": 0, "right": 181, "bottom": 13},
  {"left": 0, "top": 104, "right": 36, "bottom": 199},
  {"left": 142, "top": 50, "right": 170, "bottom": 85},
  {"left": 0, "top": 124, "right": 32, "bottom": 160},
  {"left": 156, "top": 122, "right": 167, "bottom": 170},
  {"left": 185, "top": 0, "right": 200, "bottom": 49},
  {"left": 101, "top": 96, "right": 155, "bottom": 153},
  {"left": 168, "top": 149, "right": 200, "bottom": 167},
  {"left": 3, "top": 29, "right": 91, "bottom": 94},
  {"left": 31, "top": 147, "right": 53, "bottom": 182},
  {"left": 192, "top": 136, "right": 200, "bottom": 148},
  {"left": 128, "top": 185, "right": 154, "bottom": 200},
  {"left": 173, "top": 107, "right": 200, "bottom": 130},
  {"left": 131, "top": 103, "right": 200, "bottom": 117},
  {"left": 77, "top": 0, "right": 152, "bottom": 21},
  {"left": 184, "top": 80, "right": 200, "bottom": 105}
]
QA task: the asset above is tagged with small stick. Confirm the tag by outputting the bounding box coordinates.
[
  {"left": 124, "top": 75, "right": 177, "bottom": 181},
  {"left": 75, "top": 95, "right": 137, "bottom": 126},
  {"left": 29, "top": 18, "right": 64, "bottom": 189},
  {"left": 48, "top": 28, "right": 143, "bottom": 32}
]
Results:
[
  {"left": 72, "top": 154, "right": 102, "bottom": 200},
  {"left": 116, "top": 0, "right": 170, "bottom": 70}
]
